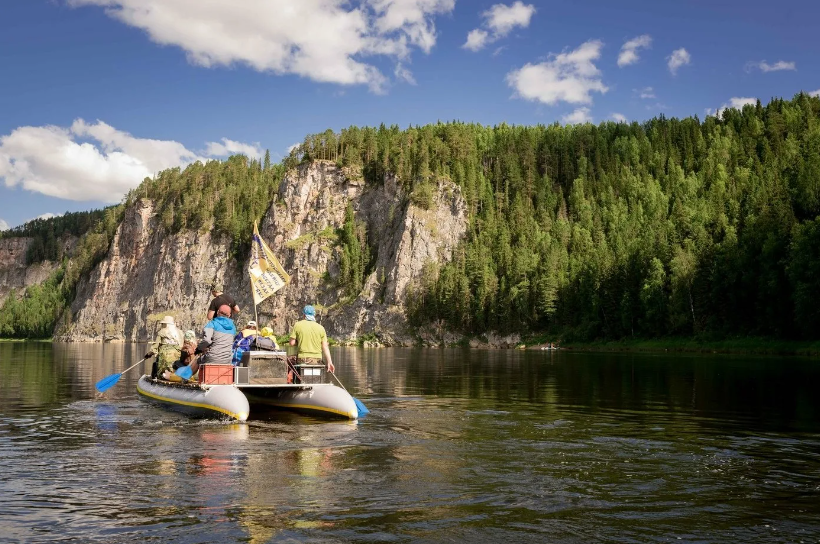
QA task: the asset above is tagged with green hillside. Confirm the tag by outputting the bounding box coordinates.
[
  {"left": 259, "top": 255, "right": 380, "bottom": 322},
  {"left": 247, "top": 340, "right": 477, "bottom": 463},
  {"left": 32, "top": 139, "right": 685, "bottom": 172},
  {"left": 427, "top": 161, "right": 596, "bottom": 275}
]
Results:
[{"left": 2, "top": 93, "right": 819, "bottom": 341}]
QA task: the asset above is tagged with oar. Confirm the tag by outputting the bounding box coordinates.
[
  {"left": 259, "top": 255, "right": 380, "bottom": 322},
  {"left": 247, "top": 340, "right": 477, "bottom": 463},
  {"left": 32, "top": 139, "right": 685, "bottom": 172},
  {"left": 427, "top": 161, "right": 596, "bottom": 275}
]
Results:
[
  {"left": 327, "top": 370, "right": 370, "bottom": 416},
  {"left": 95, "top": 357, "right": 149, "bottom": 393}
]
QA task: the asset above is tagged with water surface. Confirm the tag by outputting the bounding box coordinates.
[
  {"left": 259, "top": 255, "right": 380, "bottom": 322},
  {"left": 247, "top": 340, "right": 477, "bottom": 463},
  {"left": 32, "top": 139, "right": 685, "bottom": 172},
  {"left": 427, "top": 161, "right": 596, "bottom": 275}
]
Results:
[{"left": 1, "top": 343, "right": 819, "bottom": 543}]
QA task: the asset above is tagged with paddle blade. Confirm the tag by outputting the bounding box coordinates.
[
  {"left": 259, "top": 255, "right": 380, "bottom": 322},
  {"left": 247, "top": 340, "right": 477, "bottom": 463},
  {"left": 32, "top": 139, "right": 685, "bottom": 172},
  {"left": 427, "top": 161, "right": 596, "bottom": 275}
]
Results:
[
  {"left": 354, "top": 397, "right": 369, "bottom": 417},
  {"left": 175, "top": 366, "right": 193, "bottom": 380},
  {"left": 95, "top": 373, "right": 123, "bottom": 393}
]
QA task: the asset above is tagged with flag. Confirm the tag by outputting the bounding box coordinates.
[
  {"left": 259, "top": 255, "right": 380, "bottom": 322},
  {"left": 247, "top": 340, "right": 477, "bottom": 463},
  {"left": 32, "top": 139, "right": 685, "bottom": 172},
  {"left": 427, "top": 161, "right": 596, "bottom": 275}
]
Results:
[{"left": 249, "top": 223, "right": 290, "bottom": 305}]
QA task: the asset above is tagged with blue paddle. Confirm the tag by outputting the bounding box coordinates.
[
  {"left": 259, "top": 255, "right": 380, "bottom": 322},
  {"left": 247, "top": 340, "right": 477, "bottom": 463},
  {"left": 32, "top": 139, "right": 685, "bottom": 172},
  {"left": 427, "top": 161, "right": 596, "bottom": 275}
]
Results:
[
  {"left": 327, "top": 370, "right": 370, "bottom": 417},
  {"left": 175, "top": 365, "right": 193, "bottom": 380},
  {"left": 353, "top": 397, "right": 370, "bottom": 416},
  {"left": 95, "top": 357, "right": 149, "bottom": 393}
]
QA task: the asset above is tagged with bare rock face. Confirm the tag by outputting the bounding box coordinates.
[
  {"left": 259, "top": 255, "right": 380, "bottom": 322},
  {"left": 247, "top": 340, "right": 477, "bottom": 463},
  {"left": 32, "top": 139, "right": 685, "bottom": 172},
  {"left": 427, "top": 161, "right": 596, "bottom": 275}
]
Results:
[
  {"left": 56, "top": 161, "right": 468, "bottom": 344},
  {"left": 55, "top": 199, "right": 245, "bottom": 342},
  {"left": 0, "top": 237, "right": 61, "bottom": 305},
  {"left": 254, "top": 161, "right": 468, "bottom": 345}
]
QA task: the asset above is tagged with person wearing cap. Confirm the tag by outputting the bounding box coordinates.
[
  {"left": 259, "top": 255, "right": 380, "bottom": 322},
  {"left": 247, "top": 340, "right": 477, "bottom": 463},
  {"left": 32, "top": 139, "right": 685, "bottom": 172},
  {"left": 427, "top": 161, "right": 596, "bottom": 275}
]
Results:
[
  {"left": 231, "top": 320, "right": 260, "bottom": 366},
  {"left": 206, "top": 282, "right": 240, "bottom": 320},
  {"left": 289, "top": 305, "right": 335, "bottom": 374},
  {"left": 147, "top": 315, "right": 182, "bottom": 380},
  {"left": 192, "top": 304, "right": 237, "bottom": 374}
]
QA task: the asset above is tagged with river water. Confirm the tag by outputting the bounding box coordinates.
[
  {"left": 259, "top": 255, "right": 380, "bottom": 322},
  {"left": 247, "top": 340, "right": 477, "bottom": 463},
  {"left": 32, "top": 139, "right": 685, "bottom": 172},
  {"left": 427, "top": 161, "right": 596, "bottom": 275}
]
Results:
[{"left": 1, "top": 342, "right": 819, "bottom": 543}]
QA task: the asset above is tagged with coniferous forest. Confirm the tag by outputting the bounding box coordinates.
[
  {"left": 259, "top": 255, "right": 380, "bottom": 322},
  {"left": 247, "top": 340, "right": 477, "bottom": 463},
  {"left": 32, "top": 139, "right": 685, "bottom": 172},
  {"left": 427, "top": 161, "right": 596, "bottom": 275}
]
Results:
[{"left": 2, "top": 94, "right": 819, "bottom": 341}]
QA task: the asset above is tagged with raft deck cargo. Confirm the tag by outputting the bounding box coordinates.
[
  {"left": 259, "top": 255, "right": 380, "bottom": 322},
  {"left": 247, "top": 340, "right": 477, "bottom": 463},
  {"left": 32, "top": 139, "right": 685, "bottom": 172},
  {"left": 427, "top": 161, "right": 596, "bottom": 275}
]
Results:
[{"left": 234, "top": 351, "right": 359, "bottom": 420}]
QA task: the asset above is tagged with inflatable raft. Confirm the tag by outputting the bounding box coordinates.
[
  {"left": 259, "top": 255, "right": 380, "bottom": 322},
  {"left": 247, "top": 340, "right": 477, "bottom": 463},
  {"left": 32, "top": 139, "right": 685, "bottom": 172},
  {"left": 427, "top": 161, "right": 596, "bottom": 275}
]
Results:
[
  {"left": 136, "top": 376, "right": 250, "bottom": 422},
  {"left": 136, "top": 351, "right": 361, "bottom": 421}
]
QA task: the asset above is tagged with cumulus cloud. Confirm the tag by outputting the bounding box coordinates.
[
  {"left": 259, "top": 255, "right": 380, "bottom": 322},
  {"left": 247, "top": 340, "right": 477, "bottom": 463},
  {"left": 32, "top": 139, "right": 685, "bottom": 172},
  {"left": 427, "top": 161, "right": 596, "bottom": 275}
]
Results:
[
  {"left": 617, "top": 34, "right": 651, "bottom": 67},
  {"left": 0, "top": 219, "right": 8, "bottom": 231},
  {"left": 611, "top": 113, "right": 627, "bottom": 122},
  {"left": 562, "top": 107, "right": 592, "bottom": 124},
  {"left": 746, "top": 60, "right": 796, "bottom": 73},
  {"left": 0, "top": 119, "right": 260, "bottom": 203},
  {"left": 204, "top": 138, "right": 263, "bottom": 159},
  {"left": 667, "top": 48, "right": 691, "bottom": 75},
  {"left": 507, "top": 40, "right": 608, "bottom": 105},
  {"left": 68, "top": 0, "right": 454, "bottom": 93},
  {"left": 810, "top": 89, "right": 820, "bottom": 97},
  {"left": 707, "top": 97, "right": 757, "bottom": 119},
  {"left": 463, "top": 1, "right": 536, "bottom": 52}
]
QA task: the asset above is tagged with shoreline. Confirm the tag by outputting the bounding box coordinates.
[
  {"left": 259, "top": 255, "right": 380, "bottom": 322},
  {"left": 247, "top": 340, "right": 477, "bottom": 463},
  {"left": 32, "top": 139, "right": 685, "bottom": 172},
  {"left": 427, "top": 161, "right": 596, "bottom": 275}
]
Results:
[
  {"left": 3, "top": 336, "right": 820, "bottom": 357},
  {"left": 555, "top": 338, "right": 820, "bottom": 357}
]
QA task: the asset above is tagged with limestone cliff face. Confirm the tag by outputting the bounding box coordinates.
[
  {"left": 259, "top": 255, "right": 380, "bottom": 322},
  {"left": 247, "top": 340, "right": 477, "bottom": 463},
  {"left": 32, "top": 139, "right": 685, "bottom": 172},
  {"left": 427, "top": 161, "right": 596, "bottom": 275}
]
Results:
[
  {"left": 57, "top": 161, "right": 468, "bottom": 344},
  {"left": 0, "top": 237, "right": 62, "bottom": 305},
  {"left": 55, "top": 199, "right": 243, "bottom": 342}
]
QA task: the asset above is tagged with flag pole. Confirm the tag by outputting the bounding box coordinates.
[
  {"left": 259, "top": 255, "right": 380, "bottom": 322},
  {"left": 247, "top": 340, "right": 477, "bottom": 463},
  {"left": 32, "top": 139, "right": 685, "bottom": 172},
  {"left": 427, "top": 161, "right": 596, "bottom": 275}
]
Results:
[{"left": 253, "top": 222, "right": 259, "bottom": 329}]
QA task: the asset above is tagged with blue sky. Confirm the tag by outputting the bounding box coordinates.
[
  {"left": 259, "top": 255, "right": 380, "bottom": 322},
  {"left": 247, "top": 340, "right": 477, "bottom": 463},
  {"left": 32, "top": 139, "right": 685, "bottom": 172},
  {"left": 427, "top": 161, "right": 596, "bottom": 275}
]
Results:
[{"left": 1, "top": 0, "right": 818, "bottom": 229}]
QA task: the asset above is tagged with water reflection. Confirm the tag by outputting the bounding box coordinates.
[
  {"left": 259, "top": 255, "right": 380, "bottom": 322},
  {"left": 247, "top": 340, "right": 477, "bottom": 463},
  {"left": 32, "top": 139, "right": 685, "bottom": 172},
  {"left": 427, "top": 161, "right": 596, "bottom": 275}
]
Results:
[{"left": 1, "top": 342, "right": 820, "bottom": 542}]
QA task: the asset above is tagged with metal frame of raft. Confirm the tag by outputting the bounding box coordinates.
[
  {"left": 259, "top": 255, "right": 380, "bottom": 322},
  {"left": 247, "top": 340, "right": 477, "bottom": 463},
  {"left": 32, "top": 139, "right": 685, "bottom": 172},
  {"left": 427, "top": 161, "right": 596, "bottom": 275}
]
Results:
[{"left": 136, "top": 374, "right": 359, "bottom": 422}]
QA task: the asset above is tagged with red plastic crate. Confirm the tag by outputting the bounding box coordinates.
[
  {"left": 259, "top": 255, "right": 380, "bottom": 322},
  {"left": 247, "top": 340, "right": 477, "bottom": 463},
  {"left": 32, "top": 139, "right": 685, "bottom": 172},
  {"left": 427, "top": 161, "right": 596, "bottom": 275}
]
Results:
[{"left": 200, "top": 364, "right": 234, "bottom": 384}]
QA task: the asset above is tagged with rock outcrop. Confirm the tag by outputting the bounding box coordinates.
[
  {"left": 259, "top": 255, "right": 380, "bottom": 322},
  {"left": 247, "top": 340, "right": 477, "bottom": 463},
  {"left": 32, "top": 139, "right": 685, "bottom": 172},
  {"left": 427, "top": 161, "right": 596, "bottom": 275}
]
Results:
[
  {"left": 56, "top": 199, "right": 242, "bottom": 342},
  {"left": 56, "top": 161, "right": 468, "bottom": 345},
  {"left": 0, "top": 237, "right": 61, "bottom": 305}
]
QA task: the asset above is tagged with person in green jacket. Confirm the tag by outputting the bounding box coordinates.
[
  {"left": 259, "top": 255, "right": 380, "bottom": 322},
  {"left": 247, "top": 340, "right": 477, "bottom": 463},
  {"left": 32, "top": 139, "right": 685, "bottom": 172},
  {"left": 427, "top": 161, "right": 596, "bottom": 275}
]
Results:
[{"left": 289, "top": 305, "right": 335, "bottom": 373}]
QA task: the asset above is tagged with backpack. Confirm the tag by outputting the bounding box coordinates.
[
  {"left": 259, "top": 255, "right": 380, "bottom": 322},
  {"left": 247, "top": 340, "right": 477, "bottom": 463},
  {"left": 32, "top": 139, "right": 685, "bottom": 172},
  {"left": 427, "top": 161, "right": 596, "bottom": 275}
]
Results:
[{"left": 253, "top": 336, "right": 279, "bottom": 351}]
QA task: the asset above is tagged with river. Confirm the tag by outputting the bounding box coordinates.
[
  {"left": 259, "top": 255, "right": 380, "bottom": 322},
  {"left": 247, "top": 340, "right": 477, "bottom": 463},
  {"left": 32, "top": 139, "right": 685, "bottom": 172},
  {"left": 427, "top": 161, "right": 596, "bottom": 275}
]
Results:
[{"left": 1, "top": 342, "right": 819, "bottom": 543}]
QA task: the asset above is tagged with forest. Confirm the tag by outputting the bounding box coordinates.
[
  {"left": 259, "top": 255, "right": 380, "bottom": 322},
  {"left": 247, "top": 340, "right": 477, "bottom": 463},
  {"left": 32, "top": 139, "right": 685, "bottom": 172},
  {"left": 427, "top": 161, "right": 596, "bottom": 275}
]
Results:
[{"left": 1, "top": 93, "right": 819, "bottom": 341}]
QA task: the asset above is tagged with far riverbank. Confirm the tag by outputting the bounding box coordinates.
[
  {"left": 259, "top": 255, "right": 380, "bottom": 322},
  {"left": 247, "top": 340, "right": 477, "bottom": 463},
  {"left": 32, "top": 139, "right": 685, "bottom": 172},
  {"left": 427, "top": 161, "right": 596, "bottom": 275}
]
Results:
[{"left": 551, "top": 337, "right": 820, "bottom": 357}]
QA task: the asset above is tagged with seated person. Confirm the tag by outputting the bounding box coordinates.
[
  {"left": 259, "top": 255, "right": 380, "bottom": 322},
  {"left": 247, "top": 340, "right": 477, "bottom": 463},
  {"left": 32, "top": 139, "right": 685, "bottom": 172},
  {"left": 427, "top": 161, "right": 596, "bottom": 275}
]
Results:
[
  {"left": 173, "top": 330, "right": 198, "bottom": 372},
  {"left": 257, "top": 326, "right": 280, "bottom": 350},
  {"left": 232, "top": 320, "right": 259, "bottom": 366},
  {"left": 191, "top": 305, "right": 237, "bottom": 375}
]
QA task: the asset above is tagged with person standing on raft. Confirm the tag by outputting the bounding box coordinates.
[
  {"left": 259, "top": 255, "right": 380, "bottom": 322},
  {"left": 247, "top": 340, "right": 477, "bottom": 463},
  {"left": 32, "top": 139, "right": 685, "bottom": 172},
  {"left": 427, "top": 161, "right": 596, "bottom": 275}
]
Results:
[
  {"left": 147, "top": 316, "right": 182, "bottom": 380},
  {"left": 289, "top": 305, "right": 335, "bottom": 373},
  {"left": 206, "top": 282, "right": 240, "bottom": 320}
]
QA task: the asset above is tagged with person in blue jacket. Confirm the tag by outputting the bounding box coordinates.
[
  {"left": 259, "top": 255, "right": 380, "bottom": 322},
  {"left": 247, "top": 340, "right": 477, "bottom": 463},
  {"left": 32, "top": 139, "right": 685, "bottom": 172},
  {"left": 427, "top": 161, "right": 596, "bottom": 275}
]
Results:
[{"left": 190, "top": 304, "right": 236, "bottom": 375}]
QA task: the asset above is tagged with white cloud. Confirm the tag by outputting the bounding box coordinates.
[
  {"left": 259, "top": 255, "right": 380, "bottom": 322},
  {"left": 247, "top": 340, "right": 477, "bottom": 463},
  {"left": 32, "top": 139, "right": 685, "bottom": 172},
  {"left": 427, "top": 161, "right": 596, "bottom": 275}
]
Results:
[
  {"left": 636, "top": 86, "right": 655, "bottom": 99},
  {"left": 204, "top": 138, "right": 263, "bottom": 159},
  {"left": 287, "top": 143, "right": 301, "bottom": 154},
  {"left": 0, "top": 119, "right": 259, "bottom": 203},
  {"left": 611, "top": 113, "right": 627, "bottom": 122},
  {"left": 394, "top": 62, "right": 417, "bottom": 85},
  {"left": 507, "top": 40, "right": 608, "bottom": 105},
  {"left": 68, "top": 0, "right": 455, "bottom": 93},
  {"left": 463, "top": 1, "right": 536, "bottom": 52},
  {"left": 707, "top": 97, "right": 757, "bottom": 119},
  {"left": 463, "top": 29, "right": 490, "bottom": 52},
  {"left": 810, "top": 89, "right": 820, "bottom": 97},
  {"left": 618, "top": 34, "right": 651, "bottom": 67},
  {"left": 0, "top": 219, "right": 8, "bottom": 231},
  {"left": 563, "top": 107, "right": 592, "bottom": 124},
  {"left": 747, "top": 60, "right": 796, "bottom": 72},
  {"left": 34, "top": 213, "right": 58, "bottom": 221},
  {"left": 667, "top": 48, "right": 691, "bottom": 75}
]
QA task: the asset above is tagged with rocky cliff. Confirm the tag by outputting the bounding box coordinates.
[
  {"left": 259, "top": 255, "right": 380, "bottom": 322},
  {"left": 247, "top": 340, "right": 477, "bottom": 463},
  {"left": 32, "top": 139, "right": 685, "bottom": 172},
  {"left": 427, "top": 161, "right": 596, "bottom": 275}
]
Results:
[
  {"left": 56, "top": 161, "right": 468, "bottom": 345},
  {"left": 0, "top": 237, "right": 65, "bottom": 305}
]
